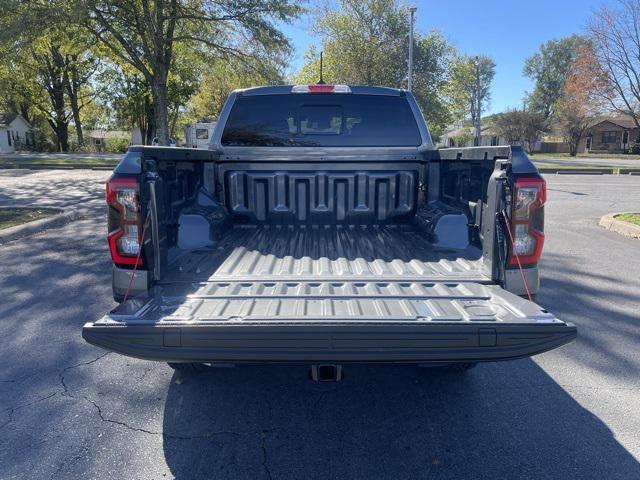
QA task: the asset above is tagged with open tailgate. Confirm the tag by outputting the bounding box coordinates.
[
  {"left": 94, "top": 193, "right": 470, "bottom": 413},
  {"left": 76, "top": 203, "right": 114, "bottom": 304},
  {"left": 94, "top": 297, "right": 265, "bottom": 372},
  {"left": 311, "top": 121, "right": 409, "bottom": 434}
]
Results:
[{"left": 83, "top": 279, "right": 576, "bottom": 363}]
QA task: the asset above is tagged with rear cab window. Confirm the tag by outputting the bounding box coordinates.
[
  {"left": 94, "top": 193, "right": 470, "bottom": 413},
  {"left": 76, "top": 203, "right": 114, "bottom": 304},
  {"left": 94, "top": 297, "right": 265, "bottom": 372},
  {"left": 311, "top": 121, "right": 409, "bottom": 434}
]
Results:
[{"left": 221, "top": 93, "right": 422, "bottom": 147}]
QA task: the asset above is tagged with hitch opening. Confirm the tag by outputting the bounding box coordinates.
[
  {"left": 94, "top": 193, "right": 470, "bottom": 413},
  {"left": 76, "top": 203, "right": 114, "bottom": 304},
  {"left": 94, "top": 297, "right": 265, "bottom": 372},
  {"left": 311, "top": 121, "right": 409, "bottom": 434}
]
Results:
[{"left": 310, "top": 364, "right": 343, "bottom": 382}]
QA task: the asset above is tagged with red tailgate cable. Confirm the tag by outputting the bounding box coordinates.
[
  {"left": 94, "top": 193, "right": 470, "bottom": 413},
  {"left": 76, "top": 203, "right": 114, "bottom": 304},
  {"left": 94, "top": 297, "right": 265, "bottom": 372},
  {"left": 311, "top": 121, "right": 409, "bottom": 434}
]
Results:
[
  {"left": 502, "top": 211, "right": 533, "bottom": 302},
  {"left": 122, "top": 208, "right": 151, "bottom": 304}
]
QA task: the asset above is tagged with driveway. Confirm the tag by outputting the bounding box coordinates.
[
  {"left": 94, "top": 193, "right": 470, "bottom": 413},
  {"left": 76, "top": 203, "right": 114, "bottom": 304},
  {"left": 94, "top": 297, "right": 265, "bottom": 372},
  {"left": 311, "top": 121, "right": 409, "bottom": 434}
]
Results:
[{"left": 0, "top": 172, "right": 639, "bottom": 479}]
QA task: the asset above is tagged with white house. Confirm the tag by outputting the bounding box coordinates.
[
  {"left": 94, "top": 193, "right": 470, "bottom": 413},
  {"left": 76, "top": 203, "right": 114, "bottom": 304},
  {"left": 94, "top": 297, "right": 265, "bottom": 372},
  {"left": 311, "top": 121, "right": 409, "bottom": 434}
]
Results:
[{"left": 0, "top": 113, "right": 34, "bottom": 153}]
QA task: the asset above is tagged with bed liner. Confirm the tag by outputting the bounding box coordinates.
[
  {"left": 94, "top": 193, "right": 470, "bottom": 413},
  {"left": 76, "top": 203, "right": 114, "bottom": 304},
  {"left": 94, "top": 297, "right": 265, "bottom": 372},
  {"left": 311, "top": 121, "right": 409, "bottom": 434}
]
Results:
[{"left": 163, "top": 224, "right": 488, "bottom": 284}]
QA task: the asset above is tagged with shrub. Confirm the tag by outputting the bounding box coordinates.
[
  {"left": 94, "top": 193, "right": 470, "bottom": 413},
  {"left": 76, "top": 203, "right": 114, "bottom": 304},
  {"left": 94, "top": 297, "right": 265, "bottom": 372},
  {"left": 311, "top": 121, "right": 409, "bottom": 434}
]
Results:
[{"left": 104, "top": 137, "right": 131, "bottom": 153}]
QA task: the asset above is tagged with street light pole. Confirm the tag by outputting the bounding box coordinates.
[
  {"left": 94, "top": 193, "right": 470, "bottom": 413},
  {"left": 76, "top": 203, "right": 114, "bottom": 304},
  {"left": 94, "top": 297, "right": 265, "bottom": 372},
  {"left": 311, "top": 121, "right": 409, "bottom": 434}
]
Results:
[
  {"left": 408, "top": 6, "right": 417, "bottom": 92},
  {"left": 474, "top": 56, "right": 481, "bottom": 146}
]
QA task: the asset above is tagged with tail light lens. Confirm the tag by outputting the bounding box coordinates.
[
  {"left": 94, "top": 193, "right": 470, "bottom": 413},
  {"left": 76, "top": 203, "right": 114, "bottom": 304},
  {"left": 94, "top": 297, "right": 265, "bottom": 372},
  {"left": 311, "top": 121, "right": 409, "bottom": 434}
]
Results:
[
  {"left": 509, "top": 177, "right": 546, "bottom": 267},
  {"left": 106, "top": 177, "right": 143, "bottom": 266}
]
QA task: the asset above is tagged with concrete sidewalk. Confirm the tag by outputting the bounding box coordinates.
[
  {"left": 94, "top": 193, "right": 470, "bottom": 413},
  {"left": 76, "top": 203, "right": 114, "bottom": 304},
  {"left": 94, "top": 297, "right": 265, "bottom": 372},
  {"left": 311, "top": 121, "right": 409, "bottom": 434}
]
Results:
[{"left": 0, "top": 152, "right": 120, "bottom": 161}]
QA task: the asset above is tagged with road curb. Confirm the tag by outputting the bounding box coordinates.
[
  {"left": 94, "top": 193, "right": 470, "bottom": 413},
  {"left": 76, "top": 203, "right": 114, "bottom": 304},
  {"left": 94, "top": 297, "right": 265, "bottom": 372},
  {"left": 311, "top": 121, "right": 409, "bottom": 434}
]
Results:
[
  {"left": 0, "top": 207, "right": 85, "bottom": 244},
  {"left": 599, "top": 213, "right": 640, "bottom": 239}
]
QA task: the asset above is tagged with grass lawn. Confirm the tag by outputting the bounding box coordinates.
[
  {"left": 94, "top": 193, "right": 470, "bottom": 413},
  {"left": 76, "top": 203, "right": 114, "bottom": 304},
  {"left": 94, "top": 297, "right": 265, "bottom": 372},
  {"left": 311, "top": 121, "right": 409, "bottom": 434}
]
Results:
[
  {"left": 536, "top": 164, "right": 624, "bottom": 172},
  {"left": 0, "top": 157, "right": 118, "bottom": 168},
  {"left": 530, "top": 152, "right": 640, "bottom": 161},
  {"left": 0, "top": 207, "right": 58, "bottom": 230},
  {"left": 615, "top": 213, "right": 640, "bottom": 226}
]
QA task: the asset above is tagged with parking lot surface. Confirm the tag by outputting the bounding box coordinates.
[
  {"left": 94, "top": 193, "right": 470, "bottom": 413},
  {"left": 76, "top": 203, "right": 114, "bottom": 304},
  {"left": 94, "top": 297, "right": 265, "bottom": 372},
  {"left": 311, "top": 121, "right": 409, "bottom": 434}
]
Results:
[{"left": 0, "top": 171, "right": 639, "bottom": 479}]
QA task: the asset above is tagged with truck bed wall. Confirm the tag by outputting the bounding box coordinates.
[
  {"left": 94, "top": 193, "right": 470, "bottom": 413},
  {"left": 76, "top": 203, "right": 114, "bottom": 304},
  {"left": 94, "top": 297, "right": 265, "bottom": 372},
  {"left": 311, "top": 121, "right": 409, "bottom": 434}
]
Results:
[
  {"left": 223, "top": 166, "right": 420, "bottom": 225},
  {"left": 135, "top": 148, "right": 512, "bottom": 285},
  {"left": 147, "top": 154, "right": 501, "bottom": 242}
]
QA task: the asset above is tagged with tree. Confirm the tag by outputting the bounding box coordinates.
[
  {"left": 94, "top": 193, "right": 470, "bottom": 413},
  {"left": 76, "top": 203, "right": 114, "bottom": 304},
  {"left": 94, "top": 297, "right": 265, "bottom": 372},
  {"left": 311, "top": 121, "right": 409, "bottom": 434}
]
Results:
[
  {"left": 523, "top": 35, "right": 587, "bottom": 121},
  {"left": 587, "top": 0, "right": 640, "bottom": 136},
  {"left": 451, "top": 55, "right": 496, "bottom": 145},
  {"left": 62, "top": 28, "right": 100, "bottom": 147},
  {"left": 101, "top": 64, "right": 155, "bottom": 144},
  {"left": 295, "top": 0, "right": 461, "bottom": 140},
  {"left": 492, "top": 109, "right": 545, "bottom": 151},
  {"left": 191, "top": 55, "right": 284, "bottom": 120},
  {"left": 65, "top": 0, "right": 301, "bottom": 145},
  {"left": 554, "top": 45, "right": 609, "bottom": 156},
  {"left": 0, "top": 7, "right": 99, "bottom": 150}
]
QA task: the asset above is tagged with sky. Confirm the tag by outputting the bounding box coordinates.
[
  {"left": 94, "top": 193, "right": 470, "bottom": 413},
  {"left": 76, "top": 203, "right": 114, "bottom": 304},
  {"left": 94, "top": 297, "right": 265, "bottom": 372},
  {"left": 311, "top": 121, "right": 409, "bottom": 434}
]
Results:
[{"left": 280, "top": 0, "right": 618, "bottom": 114}]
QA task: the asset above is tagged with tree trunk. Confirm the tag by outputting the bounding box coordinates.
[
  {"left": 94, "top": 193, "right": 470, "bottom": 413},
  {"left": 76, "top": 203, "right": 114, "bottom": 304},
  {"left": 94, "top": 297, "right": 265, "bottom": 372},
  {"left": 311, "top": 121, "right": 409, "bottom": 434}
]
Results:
[
  {"left": 69, "top": 95, "right": 83, "bottom": 146},
  {"left": 143, "top": 94, "right": 154, "bottom": 145},
  {"left": 151, "top": 72, "right": 170, "bottom": 145},
  {"left": 48, "top": 118, "right": 69, "bottom": 152},
  {"left": 169, "top": 103, "right": 179, "bottom": 139},
  {"left": 57, "top": 123, "right": 69, "bottom": 152},
  {"left": 569, "top": 136, "right": 579, "bottom": 157},
  {"left": 66, "top": 68, "right": 84, "bottom": 146}
]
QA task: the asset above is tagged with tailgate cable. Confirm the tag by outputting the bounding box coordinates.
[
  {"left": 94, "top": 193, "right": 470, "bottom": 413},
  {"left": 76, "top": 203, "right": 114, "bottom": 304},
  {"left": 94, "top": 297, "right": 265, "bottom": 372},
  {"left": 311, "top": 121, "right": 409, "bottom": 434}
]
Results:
[
  {"left": 501, "top": 210, "right": 533, "bottom": 302},
  {"left": 122, "top": 207, "right": 152, "bottom": 304},
  {"left": 497, "top": 177, "right": 533, "bottom": 302}
]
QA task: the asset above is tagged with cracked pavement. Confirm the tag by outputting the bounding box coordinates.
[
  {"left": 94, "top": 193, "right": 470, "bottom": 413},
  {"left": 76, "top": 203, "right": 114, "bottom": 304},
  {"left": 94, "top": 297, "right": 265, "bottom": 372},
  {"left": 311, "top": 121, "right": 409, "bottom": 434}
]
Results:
[{"left": 0, "top": 171, "right": 639, "bottom": 479}]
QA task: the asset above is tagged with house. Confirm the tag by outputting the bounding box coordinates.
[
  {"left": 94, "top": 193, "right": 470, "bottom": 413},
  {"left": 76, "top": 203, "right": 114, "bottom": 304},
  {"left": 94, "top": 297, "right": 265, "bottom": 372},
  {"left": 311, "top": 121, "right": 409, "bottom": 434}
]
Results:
[
  {"left": 86, "top": 130, "right": 132, "bottom": 152},
  {"left": 0, "top": 113, "right": 35, "bottom": 153},
  {"left": 438, "top": 125, "right": 507, "bottom": 148},
  {"left": 580, "top": 116, "right": 639, "bottom": 153}
]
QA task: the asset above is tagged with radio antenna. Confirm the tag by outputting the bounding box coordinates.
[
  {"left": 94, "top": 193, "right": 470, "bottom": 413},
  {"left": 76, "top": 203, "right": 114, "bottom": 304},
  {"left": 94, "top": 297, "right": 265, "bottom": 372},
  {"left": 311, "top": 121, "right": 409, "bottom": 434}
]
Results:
[{"left": 318, "top": 51, "right": 326, "bottom": 84}]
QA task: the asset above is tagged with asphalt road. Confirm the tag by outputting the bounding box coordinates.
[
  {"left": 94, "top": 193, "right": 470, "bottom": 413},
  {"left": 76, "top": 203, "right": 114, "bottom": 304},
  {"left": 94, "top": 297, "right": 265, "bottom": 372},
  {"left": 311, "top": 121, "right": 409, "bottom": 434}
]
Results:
[{"left": 0, "top": 170, "right": 639, "bottom": 479}]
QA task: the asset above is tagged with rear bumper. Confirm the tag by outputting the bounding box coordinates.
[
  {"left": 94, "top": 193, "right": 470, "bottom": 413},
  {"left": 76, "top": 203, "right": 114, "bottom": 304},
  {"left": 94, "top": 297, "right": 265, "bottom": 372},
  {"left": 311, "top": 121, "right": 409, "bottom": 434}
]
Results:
[{"left": 82, "top": 321, "right": 577, "bottom": 364}]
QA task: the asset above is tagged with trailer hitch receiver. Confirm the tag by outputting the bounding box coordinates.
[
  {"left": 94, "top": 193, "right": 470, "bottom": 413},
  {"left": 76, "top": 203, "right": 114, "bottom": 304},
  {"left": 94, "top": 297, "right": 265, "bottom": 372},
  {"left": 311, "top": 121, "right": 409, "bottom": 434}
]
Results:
[{"left": 310, "top": 364, "right": 343, "bottom": 382}]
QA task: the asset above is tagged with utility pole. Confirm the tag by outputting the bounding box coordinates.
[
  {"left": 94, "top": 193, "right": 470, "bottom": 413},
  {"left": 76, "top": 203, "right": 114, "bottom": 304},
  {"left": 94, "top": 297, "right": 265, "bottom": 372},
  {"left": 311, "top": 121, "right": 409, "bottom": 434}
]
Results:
[
  {"left": 408, "top": 6, "right": 417, "bottom": 92},
  {"left": 474, "top": 56, "right": 481, "bottom": 146}
]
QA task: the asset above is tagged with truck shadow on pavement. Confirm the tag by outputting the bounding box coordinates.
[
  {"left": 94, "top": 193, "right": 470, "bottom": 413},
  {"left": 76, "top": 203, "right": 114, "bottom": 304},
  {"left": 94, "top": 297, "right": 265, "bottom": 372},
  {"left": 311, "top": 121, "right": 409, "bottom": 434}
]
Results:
[
  {"left": 161, "top": 359, "right": 639, "bottom": 480},
  {"left": 157, "top": 249, "right": 640, "bottom": 479}
]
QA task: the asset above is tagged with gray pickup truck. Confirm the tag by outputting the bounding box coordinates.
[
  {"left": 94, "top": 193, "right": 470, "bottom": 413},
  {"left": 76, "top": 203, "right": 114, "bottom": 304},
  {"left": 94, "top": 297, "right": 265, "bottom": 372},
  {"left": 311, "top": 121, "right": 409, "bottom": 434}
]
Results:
[{"left": 83, "top": 84, "right": 576, "bottom": 379}]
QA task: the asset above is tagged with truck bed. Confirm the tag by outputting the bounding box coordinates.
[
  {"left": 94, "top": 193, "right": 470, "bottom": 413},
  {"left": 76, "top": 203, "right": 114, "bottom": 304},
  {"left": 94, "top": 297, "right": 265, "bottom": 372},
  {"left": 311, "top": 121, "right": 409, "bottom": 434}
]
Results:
[
  {"left": 125, "top": 224, "right": 553, "bottom": 327},
  {"left": 163, "top": 225, "right": 488, "bottom": 284},
  {"left": 86, "top": 223, "right": 574, "bottom": 362}
]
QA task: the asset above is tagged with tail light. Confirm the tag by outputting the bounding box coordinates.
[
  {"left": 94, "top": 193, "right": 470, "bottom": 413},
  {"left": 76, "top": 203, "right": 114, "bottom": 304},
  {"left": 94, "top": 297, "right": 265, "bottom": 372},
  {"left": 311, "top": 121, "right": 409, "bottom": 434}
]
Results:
[
  {"left": 106, "top": 177, "right": 143, "bottom": 266},
  {"left": 508, "top": 177, "right": 546, "bottom": 267}
]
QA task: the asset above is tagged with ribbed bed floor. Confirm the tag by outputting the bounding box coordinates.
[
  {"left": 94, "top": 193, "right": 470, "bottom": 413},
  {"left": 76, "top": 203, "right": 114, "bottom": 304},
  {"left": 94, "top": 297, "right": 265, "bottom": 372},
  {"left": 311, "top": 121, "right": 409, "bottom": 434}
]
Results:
[
  {"left": 164, "top": 225, "right": 488, "bottom": 284},
  {"left": 135, "top": 226, "right": 545, "bottom": 324}
]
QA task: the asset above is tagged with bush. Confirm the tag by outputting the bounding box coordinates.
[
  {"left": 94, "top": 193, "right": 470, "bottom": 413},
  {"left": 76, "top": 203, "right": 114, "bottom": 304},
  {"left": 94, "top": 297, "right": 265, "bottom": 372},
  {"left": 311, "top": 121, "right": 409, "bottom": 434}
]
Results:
[
  {"left": 104, "top": 137, "right": 131, "bottom": 153},
  {"left": 630, "top": 142, "right": 640, "bottom": 154}
]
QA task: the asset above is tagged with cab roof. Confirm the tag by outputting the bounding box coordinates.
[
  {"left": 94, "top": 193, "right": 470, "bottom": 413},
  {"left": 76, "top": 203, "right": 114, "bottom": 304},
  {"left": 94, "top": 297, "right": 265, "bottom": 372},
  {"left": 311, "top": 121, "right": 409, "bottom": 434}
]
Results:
[{"left": 237, "top": 85, "right": 405, "bottom": 97}]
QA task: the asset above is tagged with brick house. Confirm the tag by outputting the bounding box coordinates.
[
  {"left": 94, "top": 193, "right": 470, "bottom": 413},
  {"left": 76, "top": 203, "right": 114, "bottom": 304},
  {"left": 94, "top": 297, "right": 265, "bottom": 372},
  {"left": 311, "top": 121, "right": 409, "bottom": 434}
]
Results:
[{"left": 582, "top": 116, "right": 639, "bottom": 153}]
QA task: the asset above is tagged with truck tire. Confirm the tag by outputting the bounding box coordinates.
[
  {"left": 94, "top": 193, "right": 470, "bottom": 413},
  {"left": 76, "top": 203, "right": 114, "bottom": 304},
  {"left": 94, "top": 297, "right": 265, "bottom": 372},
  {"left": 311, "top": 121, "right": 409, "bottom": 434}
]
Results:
[{"left": 167, "top": 362, "right": 209, "bottom": 373}]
